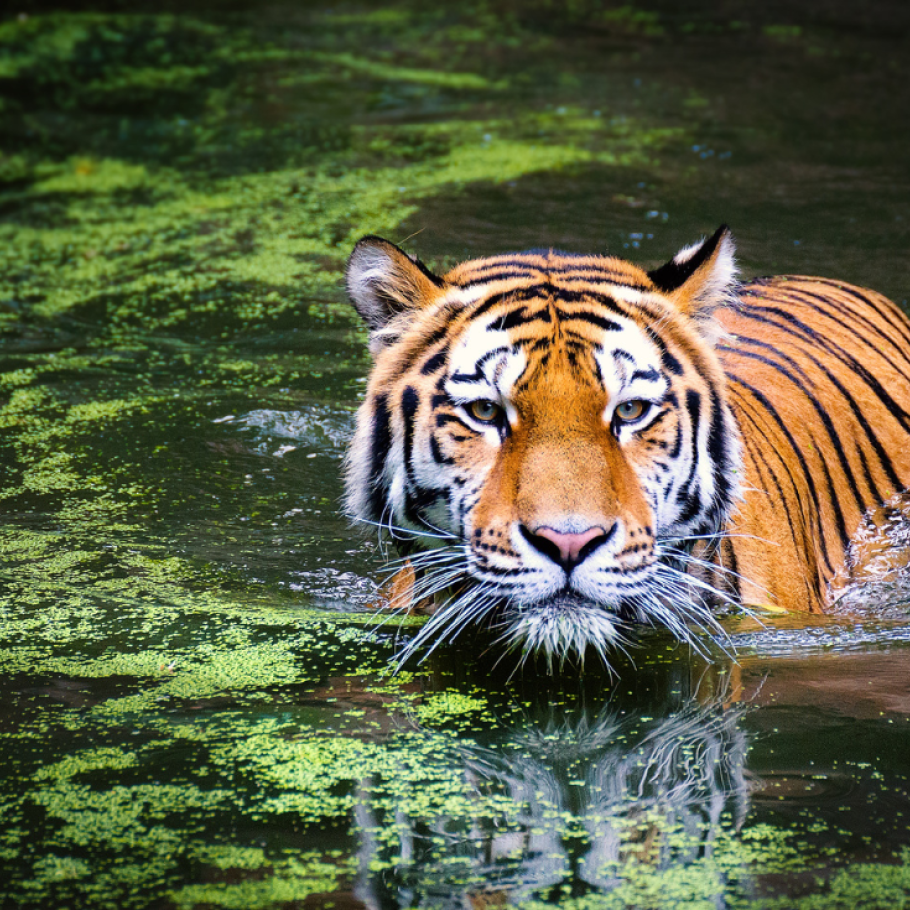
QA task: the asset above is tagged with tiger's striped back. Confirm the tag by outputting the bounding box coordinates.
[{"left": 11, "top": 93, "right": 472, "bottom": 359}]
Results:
[{"left": 713, "top": 276, "right": 910, "bottom": 611}]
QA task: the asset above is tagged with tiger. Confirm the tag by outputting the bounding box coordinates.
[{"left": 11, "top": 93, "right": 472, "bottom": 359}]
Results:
[{"left": 343, "top": 226, "right": 910, "bottom": 664}]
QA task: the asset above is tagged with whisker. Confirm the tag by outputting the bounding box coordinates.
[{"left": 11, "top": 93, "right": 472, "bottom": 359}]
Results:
[
  {"left": 377, "top": 554, "right": 461, "bottom": 587},
  {"left": 658, "top": 545, "right": 762, "bottom": 592},
  {"left": 658, "top": 562, "right": 764, "bottom": 627},
  {"left": 390, "top": 579, "right": 499, "bottom": 668},
  {"left": 351, "top": 514, "right": 459, "bottom": 542},
  {"left": 664, "top": 530, "right": 776, "bottom": 548},
  {"left": 646, "top": 572, "right": 745, "bottom": 660}
]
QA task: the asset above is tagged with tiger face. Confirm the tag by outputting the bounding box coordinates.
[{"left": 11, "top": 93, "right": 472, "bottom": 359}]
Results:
[{"left": 344, "top": 228, "right": 743, "bottom": 660}]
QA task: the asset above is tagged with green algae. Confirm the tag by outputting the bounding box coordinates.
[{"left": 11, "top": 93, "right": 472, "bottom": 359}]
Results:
[
  {"left": 170, "top": 853, "right": 354, "bottom": 910},
  {"left": 763, "top": 850, "right": 910, "bottom": 909},
  {"left": 0, "top": 0, "right": 688, "bottom": 711},
  {"left": 0, "top": 8, "right": 685, "bottom": 344},
  {"left": 3, "top": 646, "right": 910, "bottom": 910},
  {"left": 306, "top": 50, "right": 499, "bottom": 90}
]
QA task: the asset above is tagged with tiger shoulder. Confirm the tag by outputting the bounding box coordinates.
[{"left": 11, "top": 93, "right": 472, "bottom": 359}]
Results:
[{"left": 343, "top": 226, "right": 910, "bottom": 663}]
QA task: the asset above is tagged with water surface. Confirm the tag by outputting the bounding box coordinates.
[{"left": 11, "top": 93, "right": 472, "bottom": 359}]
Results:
[{"left": 2, "top": 1, "right": 910, "bottom": 906}]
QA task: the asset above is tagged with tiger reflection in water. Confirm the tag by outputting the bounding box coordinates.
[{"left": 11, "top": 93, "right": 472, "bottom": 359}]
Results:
[{"left": 350, "top": 663, "right": 749, "bottom": 907}]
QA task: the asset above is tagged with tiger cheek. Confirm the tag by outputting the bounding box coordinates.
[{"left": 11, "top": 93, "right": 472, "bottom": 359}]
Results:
[
  {"left": 597, "top": 443, "right": 656, "bottom": 546},
  {"left": 468, "top": 436, "right": 521, "bottom": 544}
]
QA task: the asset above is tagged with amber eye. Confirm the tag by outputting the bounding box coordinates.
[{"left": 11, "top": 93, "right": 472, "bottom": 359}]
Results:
[
  {"left": 614, "top": 399, "right": 649, "bottom": 423},
  {"left": 468, "top": 399, "right": 502, "bottom": 423}
]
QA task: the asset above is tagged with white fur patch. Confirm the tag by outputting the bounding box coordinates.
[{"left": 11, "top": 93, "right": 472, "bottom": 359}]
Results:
[
  {"left": 591, "top": 320, "right": 666, "bottom": 423},
  {"left": 446, "top": 317, "right": 528, "bottom": 407}
]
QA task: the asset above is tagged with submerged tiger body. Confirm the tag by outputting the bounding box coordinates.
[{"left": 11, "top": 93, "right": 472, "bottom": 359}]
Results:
[{"left": 344, "top": 227, "right": 910, "bottom": 662}]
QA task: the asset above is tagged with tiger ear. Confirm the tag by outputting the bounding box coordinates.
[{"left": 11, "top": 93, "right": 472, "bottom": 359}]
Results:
[
  {"left": 648, "top": 225, "right": 737, "bottom": 317},
  {"left": 346, "top": 236, "right": 446, "bottom": 336}
]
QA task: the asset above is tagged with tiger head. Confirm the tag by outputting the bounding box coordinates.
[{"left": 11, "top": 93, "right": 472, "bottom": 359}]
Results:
[{"left": 344, "top": 227, "right": 742, "bottom": 663}]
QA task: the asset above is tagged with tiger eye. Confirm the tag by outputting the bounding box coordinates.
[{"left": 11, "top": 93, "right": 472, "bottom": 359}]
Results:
[
  {"left": 615, "top": 399, "right": 648, "bottom": 422},
  {"left": 468, "top": 399, "right": 502, "bottom": 423}
]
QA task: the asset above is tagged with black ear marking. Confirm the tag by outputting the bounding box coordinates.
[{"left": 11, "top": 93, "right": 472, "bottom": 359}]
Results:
[{"left": 648, "top": 225, "right": 731, "bottom": 293}]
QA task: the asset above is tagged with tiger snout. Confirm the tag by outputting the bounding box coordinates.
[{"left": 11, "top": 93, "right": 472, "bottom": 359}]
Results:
[
  {"left": 520, "top": 523, "right": 615, "bottom": 571},
  {"left": 470, "top": 409, "right": 657, "bottom": 589},
  {"left": 467, "top": 435, "right": 659, "bottom": 610}
]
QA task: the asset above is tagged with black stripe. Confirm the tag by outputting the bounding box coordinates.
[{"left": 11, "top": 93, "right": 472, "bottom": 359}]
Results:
[
  {"left": 734, "top": 391, "right": 822, "bottom": 568},
  {"left": 561, "top": 277, "right": 651, "bottom": 292},
  {"left": 552, "top": 287, "right": 628, "bottom": 311},
  {"left": 459, "top": 269, "right": 542, "bottom": 286},
  {"left": 645, "top": 326, "right": 684, "bottom": 375},
  {"left": 706, "top": 387, "right": 734, "bottom": 525},
  {"left": 459, "top": 257, "right": 546, "bottom": 273},
  {"left": 560, "top": 310, "right": 623, "bottom": 332},
  {"left": 448, "top": 345, "right": 510, "bottom": 383},
  {"left": 467, "top": 285, "right": 636, "bottom": 324},
  {"left": 473, "top": 562, "right": 539, "bottom": 578},
  {"left": 368, "top": 394, "right": 392, "bottom": 521},
  {"left": 436, "top": 412, "right": 472, "bottom": 430},
  {"left": 401, "top": 385, "right": 419, "bottom": 489},
  {"left": 723, "top": 335, "right": 902, "bottom": 496},
  {"left": 429, "top": 433, "right": 454, "bottom": 466},
  {"left": 736, "top": 425, "right": 815, "bottom": 594},
  {"left": 798, "top": 285, "right": 910, "bottom": 362},
  {"left": 668, "top": 424, "right": 683, "bottom": 459},
  {"left": 420, "top": 348, "right": 448, "bottom": 375},
  {"left": 468, "top": 287, "right": 546, "bottom": 321},
  {"left": 728, "top": 382, "right": 833, "bottom": 576},
  {"left": 749, "top": 284, "right": 910, "bottom": 385},
  {"left": 719, "top": 537, "right": 742, "bottom": 600},
  {"left": 561, "top": 337, "right": 589, "bottom": 352},
  {"left": 419, "top": 321, "right": 455, "bottom": 353},
  {"left": 494, "top": 305, "right": 550, "bottom": 331},
  {"left": 817, "top": 282, "right": 910, "bottom": 355},
  {"left": 674, "top": 389, "right": 703, "bottom": 525},
  {"left": 631, "top": 367, "right": 661, "bottom": 382},
  {"left": 401, "top": 385, "right": 446, "bottom": 524},
  {"left": 855, "top": 444, "right": 879, "bottom": 511},
  {"left": 458, "top": 261, "right": 651, "bottom": 290},
  {"left": 720, "top": 334, "right": 812, "bottom": 384},
  {"left": 728, "top": 373, "right": 850, "bottom": 553},
  {"left": 720, "top": 346, "right": 868, "bottom": 518},
  {"left": 736, "top": 303, "right": 910, "bottom": 435}
]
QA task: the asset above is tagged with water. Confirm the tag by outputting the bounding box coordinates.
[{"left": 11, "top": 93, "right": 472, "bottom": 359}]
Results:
[{"left": 1, "top": 1, "right": 910, "bottom": 907}]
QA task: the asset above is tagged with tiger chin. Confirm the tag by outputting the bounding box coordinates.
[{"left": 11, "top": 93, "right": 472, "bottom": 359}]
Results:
[{"left": 343, "top": 226, "right": 910, "bottom": 667}]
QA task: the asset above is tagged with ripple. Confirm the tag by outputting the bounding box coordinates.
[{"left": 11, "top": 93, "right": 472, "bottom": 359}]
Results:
[{"left": 226, "top": 406, "right": 354, "bottom": 457}]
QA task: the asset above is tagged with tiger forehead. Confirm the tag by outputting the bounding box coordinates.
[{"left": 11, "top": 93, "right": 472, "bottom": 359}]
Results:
[
  {"left": 443, "top": 280, "right": 666, "bottom": 403},
  {"left": 443, "top": 249, "right": 656, "bottom": 291}
]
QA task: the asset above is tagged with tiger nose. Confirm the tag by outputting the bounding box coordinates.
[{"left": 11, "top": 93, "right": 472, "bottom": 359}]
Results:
[{"left": 522, "top": 524, "right": 613, "bottom": 570}]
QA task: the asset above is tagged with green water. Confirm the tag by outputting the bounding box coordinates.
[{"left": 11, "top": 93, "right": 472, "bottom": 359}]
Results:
[{"left": 2, "top": 1, "right": 910, "bottom": 907}]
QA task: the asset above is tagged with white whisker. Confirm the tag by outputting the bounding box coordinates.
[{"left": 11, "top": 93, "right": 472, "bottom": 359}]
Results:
[{"left": 352, "top": 514, "right": 458, "bottom": 543}]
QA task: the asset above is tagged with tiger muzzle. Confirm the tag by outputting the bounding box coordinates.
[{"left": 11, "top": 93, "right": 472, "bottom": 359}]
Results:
[{"left": 520, "top": 523, "right": 617, "bottom": 571}]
